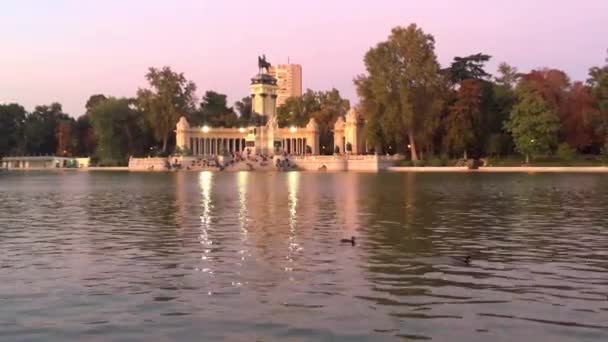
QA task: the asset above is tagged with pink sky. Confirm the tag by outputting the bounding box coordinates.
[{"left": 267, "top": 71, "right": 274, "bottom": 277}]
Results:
[{"left": 1, "top": 0, "right": 607, "bottom": 116}]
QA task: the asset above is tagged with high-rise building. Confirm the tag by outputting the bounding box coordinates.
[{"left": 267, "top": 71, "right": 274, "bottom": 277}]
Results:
[{"left": 268, "top": 63, "right": 302, "bottom": 107}]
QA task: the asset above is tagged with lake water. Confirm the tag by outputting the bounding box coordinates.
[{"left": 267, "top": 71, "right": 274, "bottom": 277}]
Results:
[{"left": 1, "top": 171, "right": 607, "bottom": 341}]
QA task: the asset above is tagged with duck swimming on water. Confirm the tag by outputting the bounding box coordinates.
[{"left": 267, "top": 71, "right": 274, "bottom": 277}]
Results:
[
  {"left": 464, "top": 255, "right": 471, "bottom": 265},
  {"left": 341, "top": 236, "right": 356, "bottom": 246}
]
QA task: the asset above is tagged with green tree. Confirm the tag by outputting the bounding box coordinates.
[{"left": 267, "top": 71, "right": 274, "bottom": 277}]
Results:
[
  {"left": 0, "top": 103, "right": 27, "bottom": 157},
  {"left": 504, "top": 90, "right": 560, "bottom": 163},
  {"left": 495, "top": 62, "right": 520, "bottom": 89},
  {"left": 137, "top": 66, "right": 197, "bottom": 152},
  {"left": 89, "top": 97, "right": 152, "bottom": 165},
  {"left": 357, "top": 24, "right": 443, "bottom": 160},
  {"left": 85, "top": 94, "right": 108, "bottom": 112},
  {"left": 313, "top": 89, "right": 350, "bottom": 154},
  {"left": 73, "top": 115, "right": 96, "bottom": 156},
  {"left": 277, "top": 90, "right": 322, "bottom": 127},
  {"left": 24, "top": 103, "right": 71, "bottom": 155},
  {"left": 354, "top": 75, "right": 385, "bottom": 152},
  {"left": 276, "top": 89, "right": 349, "bottom": 154},
  {"left": 234, "top": 96, "right": 255, "bottom": 126},
  {"left": 192, "top": 91, "right": 238, "bottom": 127},
  {"left": 444, "top": 53, "right": 492, "bottom": 84}
]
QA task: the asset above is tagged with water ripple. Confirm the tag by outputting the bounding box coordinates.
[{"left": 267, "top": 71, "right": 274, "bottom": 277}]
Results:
[{"left": 1, "top": 171, "right": 607, "bottom": 341}]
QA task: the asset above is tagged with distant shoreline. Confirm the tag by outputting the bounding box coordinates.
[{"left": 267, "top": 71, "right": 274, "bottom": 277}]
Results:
[
  {"left": 4, "top": 166, "right": 608, "bottom": 173},
  {"left": 388, "top": 166, "right": 608, "bottom": 173}
]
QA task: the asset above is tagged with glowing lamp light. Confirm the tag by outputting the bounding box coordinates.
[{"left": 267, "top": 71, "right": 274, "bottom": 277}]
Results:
[
  {"left": 239, "top": 127, "right": 246, "bottom": 133},
  {"left": 202, "top": 126, "right": 210, "bottom": 133},
  {"left": 289, "top": 126, "right": 297, "bottom": 133}
]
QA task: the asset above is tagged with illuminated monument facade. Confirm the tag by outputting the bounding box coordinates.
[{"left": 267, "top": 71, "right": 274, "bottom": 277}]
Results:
[{"left": 176, "top": 56, "right": 320, "bottom": 156}]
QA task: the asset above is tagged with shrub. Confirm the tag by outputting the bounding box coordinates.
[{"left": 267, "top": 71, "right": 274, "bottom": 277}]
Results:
[
  {"left": 413, "top": 160, "right": 426, "bottom": 167},
  {"left": 428, "top": 157, "right": 443, "bottom": 166},
  {"left": 556, "top": 143, "right": 576, "bottom": 161},
  {"left": 396, "top": 160, "right": 413, "bottom": 167}
]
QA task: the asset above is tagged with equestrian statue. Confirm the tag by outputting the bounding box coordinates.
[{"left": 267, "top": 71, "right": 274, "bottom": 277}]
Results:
[{"left": 258, "top": 55, "right": 271, "bottom": 74}]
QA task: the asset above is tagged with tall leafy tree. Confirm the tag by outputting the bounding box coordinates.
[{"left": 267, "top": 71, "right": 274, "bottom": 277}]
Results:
[
  {"left": 55, "top": 118, "right": 76, "bottom": 156},
  {"left": 312, "top": 89, "right": 350, "bottom": 153},
  {"left": 445, "top": 53, "right": 492, "bottom": 84},
  {"left": 137, "top": 66, "right": 197, "bottom": 152},
  {"left": 0, "top": 103, "right": 27, "bottom": 157},
  {"left": 495, "top": 62, "right": 520, "bottom": 89},
  {"left": 192, "top": 91, "right": 238, "bottom": 127},
  {"left": 234, "top": 96, "right": 254, "bottom": 125},
  {"left": 587, "top": 64, "right": 608, "bottom": 145},
  {"left": 444, "top": 79, "right": 482, "bottom": 158},
  {"left": 24, "top": 103, "right": 71, "bottom": 155},
  {"left": 89, "top": 97, "right": 152, "bottom": 165},
  {"left": 85, "top": 94, "right": 108, "bottom": 113},
  {"left": 354, "top": 75, "right": 385, "bottom": 152},
  {"left": 505, "top": 89, "right": 560, "bottom": 163},
  {"left": 277, "top": 92, "right": 317, "bottom": 128},
  {"left": 276, "top": 89, "right": 349, "bottom": 154},
  {"left": 561, "top": 82, "right": 600, "bottom": 151},
  {"left": 73, "top": 115, "right": 96, "bottom": 157},
  {"left": 357, "top": 24, "right": 443, "bottom": 160}
]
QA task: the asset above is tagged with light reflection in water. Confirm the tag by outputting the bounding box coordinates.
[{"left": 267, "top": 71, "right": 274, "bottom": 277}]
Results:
[
  {"left": 286, "top": 172, "right": 300, "bottom": 273},
  {"left": 237, "top": 172, "right": 250, "bottom": 265},
  {"left": 198, "top": 171, "right": 213, "bottom": 276}
]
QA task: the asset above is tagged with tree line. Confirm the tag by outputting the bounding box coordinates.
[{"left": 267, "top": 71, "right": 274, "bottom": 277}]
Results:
[
  {"left": 356, "top": 24, "right": 608, "bottom": 162},
  {"left": 2, "top": 23, "right": 606, "bottom": 165},
  {"left": 0, "top": 65, "right": 350, "bottom": 165}
]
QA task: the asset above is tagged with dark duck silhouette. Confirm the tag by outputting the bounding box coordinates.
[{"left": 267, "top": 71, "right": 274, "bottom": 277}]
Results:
[
  {"left": 463, "top": 255, "right": 471, "bottom": 265},
  {"left": 341, "top": 236, "right": 356, "bottom": 246}
]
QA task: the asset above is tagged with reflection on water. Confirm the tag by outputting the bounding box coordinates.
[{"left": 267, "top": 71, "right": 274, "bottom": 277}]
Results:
[{"left": 1, "top": 171, "right": 608, "bottom": 341}]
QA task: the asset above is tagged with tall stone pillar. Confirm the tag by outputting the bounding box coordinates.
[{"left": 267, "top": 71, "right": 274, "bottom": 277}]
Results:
[
  {"left": 306, "top": 118, "right": 320, "bottom": 155},
  {"left": 175, "top": 116, "right": 191, "bottom": 152},
  {"left": 250, "top": 72, "right": 278, "bottom": 155}
]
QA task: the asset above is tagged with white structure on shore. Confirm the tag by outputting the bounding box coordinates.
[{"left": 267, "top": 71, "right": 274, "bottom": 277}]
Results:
[
  {"left": 176, "top": 63, "right": 320, "bottom": 157},
  {"left": 1, "top": 156, "right": 90, "bottom": 170}
]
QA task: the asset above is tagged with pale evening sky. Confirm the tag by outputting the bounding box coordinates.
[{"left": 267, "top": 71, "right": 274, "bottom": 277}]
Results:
[{"left": 1, "top": 0, "right": 607, "bottom": 116}]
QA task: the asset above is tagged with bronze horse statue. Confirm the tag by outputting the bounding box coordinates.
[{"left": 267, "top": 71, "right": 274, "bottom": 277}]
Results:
[{"left": 258, "top": 55, "right": 271, "bottom": 74}]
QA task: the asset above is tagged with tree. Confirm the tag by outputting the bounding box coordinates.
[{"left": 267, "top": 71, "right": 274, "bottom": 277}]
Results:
[
  {"left": 354, "top": 75, "right": 385, "bottom": 152},
  {"left": 55, "top": 118, "right": 76, "bottom": 156},
  {"left": 24, "top": 103, "right": 71, "bottom": 155},
  {"left": 495, "top": 62, "right": 520, "bottom": 89},
  {"left": 276, "top": 89, "right": 349, "bottom": 153},
  {"left": 234, "top": 96, "right": 254, "bottom": 126},
  {"left": 444, "top": 53, "right": 492, "bottom": 84},
  {"left": 89, "top": 97, "right": 152, "bottom": 165},
  {"left": 444, "top": 79, "right": 482, "bottom": 158},
  {"left": 192, "top": 91, "right": 238, "bottom": 127},
  {"left": 73, "top": 115, "right": 96, "bottom": 156},
  {"left": 312, "top": 89, "right": 350, "bottom": 152},
  {"left": 504, "top": 90, "right": 560, "bottom": 163},
  {"left": 85, "top": 94, "right": 108, "bottom": 113},
  {"left": 356, "top": 24, "right": 443, "bottom": 160},
  {"left": 587, "top": 64, "right": 608, "bottom": 145},
  {"left": 561, "top": 82, "right": 600, "bottom": 151},
  {"left": 137, "top": 66, "right": 197, "bottom": 152},
  {"left": 0, "top": 103, "right": 27, "bottom": 157},
  {"left": 277, "top": 90, "right": 321, "bottom": 128}
]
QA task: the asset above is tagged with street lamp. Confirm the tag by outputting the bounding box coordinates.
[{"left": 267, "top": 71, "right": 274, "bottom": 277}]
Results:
[
  {"left": 202, "top": 126, "right": 210, "bottom": 133},
  {"left": 289, "top": 126, "right": 297, "bottom": 133},
  {"left": 238, "top": 127, "right": 245, "bottom": 133}
]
